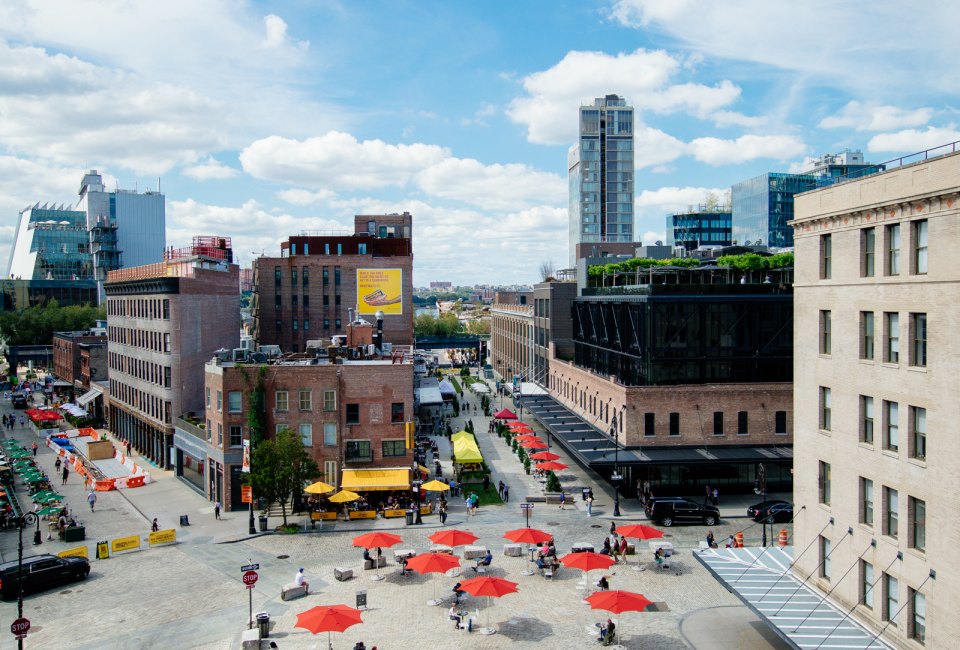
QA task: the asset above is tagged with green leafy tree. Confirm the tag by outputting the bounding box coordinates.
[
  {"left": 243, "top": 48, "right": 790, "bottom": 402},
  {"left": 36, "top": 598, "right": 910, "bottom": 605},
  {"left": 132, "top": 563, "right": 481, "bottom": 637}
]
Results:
[
  {"left": 244, "top": 366, "right": 268, "bottom": 447},
  {"left": 249, "top": 427, "right": 320, "bottom": 526},
  {"left": 0, "top": 299, "right": 104, "bottom": 346},
  {"left": 545, "top": 471, "right": 562, "bottom": 493}
]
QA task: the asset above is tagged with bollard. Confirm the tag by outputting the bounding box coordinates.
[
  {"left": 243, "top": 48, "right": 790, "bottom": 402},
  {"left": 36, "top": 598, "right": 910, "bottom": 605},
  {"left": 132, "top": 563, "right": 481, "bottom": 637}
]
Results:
[
  {"left": 734, "top": 531, "right": 744, "bottom": 548},
  {"left": 778, "top": 529, "right": 788, "bottom": 547}
]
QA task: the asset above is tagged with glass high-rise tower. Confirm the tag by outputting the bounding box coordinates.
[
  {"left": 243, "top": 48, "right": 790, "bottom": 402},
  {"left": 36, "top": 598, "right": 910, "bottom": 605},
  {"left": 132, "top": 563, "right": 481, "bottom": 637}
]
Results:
[{"left": 568, "top": 94, "right": 634, "bottom": 266}]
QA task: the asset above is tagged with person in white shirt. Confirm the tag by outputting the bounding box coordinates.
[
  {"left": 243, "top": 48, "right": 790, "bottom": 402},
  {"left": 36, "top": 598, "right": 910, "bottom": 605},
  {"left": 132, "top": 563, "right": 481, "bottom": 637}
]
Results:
[{"left": 295, "top": 568, "right": 309, "bottom": 593}]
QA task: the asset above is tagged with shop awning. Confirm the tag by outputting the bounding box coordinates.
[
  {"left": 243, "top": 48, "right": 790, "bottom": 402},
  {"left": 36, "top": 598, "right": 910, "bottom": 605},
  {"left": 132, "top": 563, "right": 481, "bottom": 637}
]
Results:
[
  {"left": 340, "top": 468, "right": 410, "bottom": 491},
  {"left": 76, "top": 388, "right": 100, "bottom": 407},
  {"left": 453, "top": 438, "right": 483, "bottom": 463},
  {"left": 451, "top": 430, "right": 475, "bottom": 444}
]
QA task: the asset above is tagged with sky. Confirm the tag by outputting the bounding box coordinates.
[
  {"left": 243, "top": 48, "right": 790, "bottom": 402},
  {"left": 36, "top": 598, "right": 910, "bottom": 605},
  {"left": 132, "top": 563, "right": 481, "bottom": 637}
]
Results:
[{"left": 1, "top": 0, "right": 959, "bottom": 286}]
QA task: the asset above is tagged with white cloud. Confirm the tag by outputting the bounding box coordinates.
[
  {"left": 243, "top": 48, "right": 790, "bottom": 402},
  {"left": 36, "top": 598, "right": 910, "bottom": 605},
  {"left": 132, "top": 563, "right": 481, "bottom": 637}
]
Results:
[
  {"left": 635, "top": 186, "right": 729, "bottom": 210},
  {"left": 867, "top": 126, "right": 960, "bottom": 153},
  {"left": 276, "top": 189, "right": 338, "bottom": 206},
  {"left": 688, "top": 134, "right": 806, "bottom": 166},
  {"left": 506, "top": 48, "right": 743, "bottom": 145},
  {"left": 711, "top": 110, "right": 767, "bottom": 128},
  {"left": 183, "top": 157, "right": 240, "bottom": 181},
  {"left": 415, "top": 158, "right": 563, "bottom": 211},
  {"left": 819, "top": 101, "right": 934, "bottom": 131},
  {"left": 633, "top": 125, "right": 688, "bottom": 169}
]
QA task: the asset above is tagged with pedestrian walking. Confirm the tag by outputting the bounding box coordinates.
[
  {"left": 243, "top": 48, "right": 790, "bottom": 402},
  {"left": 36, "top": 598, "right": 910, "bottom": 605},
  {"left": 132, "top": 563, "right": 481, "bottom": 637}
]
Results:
[
  {"left": 503, "top": 485, "right": 509, "bottom": 502},
  {"left": 609, "top": 520, "right": 616, "bottom": 536},
  {"left": 87, "top": 490, "right": 96, "bottom": 511},
  {"left": 61, "top": 466, "right": 69, "bottom": 485},
  {"left": 558, "top": 492, "right": 566, "bottom": 510},
  {"left": 585, "top": 494, "right": 593, "bottom": 517},
  {"left": 704, "top": 485, "right": 711, "bottom": 506},
  {"left": 214, "top": 500, "right": 221, "bottom": 520},
  {"left": 151, "top": 518, "right": 159, "bottom": 532},
  {"left": 712, "top": 487, "right": 719, "bottom": 507},
  {"left": 54, "top": 457, "right": 62, "bottom": 472},
  {"left": 439, "top": 502, "right": 447, "bottom": 525},
  {"left": 125, "top": 439, "right": 132, "bottom": 456}
]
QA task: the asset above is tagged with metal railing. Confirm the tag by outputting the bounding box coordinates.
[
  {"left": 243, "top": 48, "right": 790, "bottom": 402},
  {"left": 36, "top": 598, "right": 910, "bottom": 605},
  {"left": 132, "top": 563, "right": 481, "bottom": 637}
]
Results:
[{"left": 817, "top": 139, "right": 960, "bottom": 188}]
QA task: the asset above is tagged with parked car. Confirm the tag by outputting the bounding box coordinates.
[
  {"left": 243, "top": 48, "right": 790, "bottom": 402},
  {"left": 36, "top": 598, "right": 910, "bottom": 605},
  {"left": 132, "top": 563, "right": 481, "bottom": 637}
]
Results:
[
  {"left": 746, "top": 499, "right": 789, "bottom": 519},
  {"left": 755, "top": 502, "right": 794, "bottom": 524},
  {"left": 645, "top": 497, "right": 720, "bottom": 527},
  {"left": 0, "top": 554, "right": 90, "bottom": 599},
  {"left": 10, "top": 394, "right": 27, "bottom": 409}
]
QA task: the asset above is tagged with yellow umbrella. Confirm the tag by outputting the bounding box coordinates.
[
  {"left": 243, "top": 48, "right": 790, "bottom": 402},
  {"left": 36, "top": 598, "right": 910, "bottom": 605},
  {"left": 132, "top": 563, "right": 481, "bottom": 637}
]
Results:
[
  {"left": 305, "top": 480, "right": 335, "bottom": 494},
  {"left": 328, "top": 490, "right": 360, "bottom": 503},
  {"left": 421, "top": 479, "right": 450, "bottom": 492}
]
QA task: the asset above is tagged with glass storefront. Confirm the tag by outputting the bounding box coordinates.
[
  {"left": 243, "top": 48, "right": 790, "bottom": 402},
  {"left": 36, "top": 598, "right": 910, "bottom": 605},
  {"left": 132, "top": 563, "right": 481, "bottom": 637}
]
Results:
[{"left": 178, "top": 449, "right": 205, "bottom": 493}]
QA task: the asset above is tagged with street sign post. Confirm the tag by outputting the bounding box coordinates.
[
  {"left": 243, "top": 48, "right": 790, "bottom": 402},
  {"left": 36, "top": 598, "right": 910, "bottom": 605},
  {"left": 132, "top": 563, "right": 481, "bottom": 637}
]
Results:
[
  {"left": 242, "top": 566, "right": 259, "bottom": 629},
  {"left": 11, "top": 617, "right": 30, "bottom": 640},
  {"left": 520, "top": 502, "right": 534, "bottom": 527},
  {"left": 242, "top": 570, "right": 259, "bottom": 587},
  {"left": 241, "top": 563, "right": 260, "bottom": 572}
]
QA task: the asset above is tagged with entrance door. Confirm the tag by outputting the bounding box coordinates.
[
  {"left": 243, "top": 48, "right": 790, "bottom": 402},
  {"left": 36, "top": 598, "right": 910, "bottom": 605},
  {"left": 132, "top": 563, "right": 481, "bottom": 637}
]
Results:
[{"left": 324, "top": 460, "right": 338, "bottom": 489}]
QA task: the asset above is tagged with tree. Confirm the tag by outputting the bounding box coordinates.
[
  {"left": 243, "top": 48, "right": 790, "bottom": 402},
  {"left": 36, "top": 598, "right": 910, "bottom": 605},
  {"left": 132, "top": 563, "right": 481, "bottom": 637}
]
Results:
[
  {"left": 545, "top": 471, "right": 562, "bottom": 493},
  {"left": 244, "top": 365, "right": 268, "bottom": 447},
  {"left": 0, "top": 299, "right": 104, "bottom": 346},
  {"left": 538, "top": 260, "right": 556, "bottom": 281},
  {"left": 249, "top": 427, "right": 320, "bottom": 526}
]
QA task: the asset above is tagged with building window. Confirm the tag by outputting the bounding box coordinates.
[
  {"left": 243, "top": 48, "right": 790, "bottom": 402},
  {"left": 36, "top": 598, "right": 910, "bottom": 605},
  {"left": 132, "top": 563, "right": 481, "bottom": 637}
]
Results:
[
  {"left": 391, "top": 402, "right": 404, "bottom": 423},
  {"left": 164, "top": 366, "right": 171, "bottom": 388},
  {"left": 737, "top": 411, "right": 748, "bottom": 435},
  {"left": 883, "top": 486, "right": 899, "bottom": 538},
  {"left": 820, "top": 234, "right": 832, "bottom": 279},
  {"left": 299, "top": 423, "right": 312, "bottom": 447},
  {"left": 820, "top": 536, "right": 832, "bottom": 580},
  {"left": 323, "top": 389, "right": 336, "bottom": 411},
  {"left": 322, "top": 266, "right": 329, "bottom": 285},
  {"left": 227, "top": 391, "right": 241, "bottom": 413},
  {"left": 669, "top": 412, "right": 680, "bottom": 436},
  {"left": 908, "top": 496, "right": 926, "bottom": 552},
  {"left": 884, "top": 573, "right": 899, "bottom": 624},
  {"left": 861, "top": 560, "right": 874, "bottom": 610},
  {"left": 345, "top": 440, "right": 372, "bottom": 462},
  {"left": 303, "top": 294, "right": 309, "bottom": 308},
  {"left": 712, "top": 411, "right": 723, "bottom": 435},
  {"left": 910, "top": 589, "right": 926, "bottom": 644},
  {"left": 291, "top": 294, "right": 298, "bottom": 308},
  {"left": 883, "top": 400, "right": 899, "bottom": 452},
  {"left": 819, "top": 461, "right": 831, "bottom": 505},
  {"left": 358, "top": 243, "right": 367, "bottom": 255},
  {"left": 860, "top": 311, "right": 875, "bottom": 360},
  {"left": 216, "top": 391, "right": 222, "bottom": 412},
  {"left": 164, "top": 332, "right": 171, "bottom": 352},
  {"left": 162, "top": 299, "right": 170, "bottom": 319},
  {"left": 335, "top": 318, "right": 341, "bottom": 329},
  {"left": 860, "top": 395, "right": 874, "bottom": 445},
  {"left": 275, "top": 319, "right": 282, "bottom": 332},
  {"left": 912, "top": 219, "right": 928, "bottom": 275},
  {"left": 303, "top": 319, "right": 310, "bottom": 331},
  {"left": 382, "top": 440, "right": 405, "bottom": 457},
  {"left": 229, "top": 425, "right": 242, "bottom": 447},
  {"left": 860, "top": 477, "right": 874, "bottom": 526},
  {"left": 884, "top": 312, "right": 899, "bottom": 363},
  {"left": 302, "top": 267, "right": 309, "bottom": 287},
  {"left": 292, "top": 319, "right": 298, "bottom": 332},
  {"left": 886, "top": 224, "right": 900, "bottom": 275},
  {"left": 775, "top": 410, "right": 787, "bottom": 435},
  {"left": 323, "top": 319, "right": 330, "bottom": 330},
  {"left": 334, "top": 266, "right": 341, "bottom": 285},
  {"left": 205, "top": 387, "right": 210, "bottom": 408},
  {"left": 323, "top": 294, "right": 330, "bottom": 306},
  {"left": 335, "top": 294, "right": 341, "bottom": 306},
  {"left": 861, "top": 227, "right": 876, "bottom": 277},
  {"left": 274, "top": 266, "right": 281, "bottom": 285},
  {"left": 323, "top": 422, "right": 337, "bottom": 446},
  {"left": 819, "top": 310, "right": 831, "bottom": 355},
  {"left": 346, "top": 403, "right": 360, "bottom": 425},
  {"left": 299, "top": 389, "right": 312, "bottom": 411},
  {"left": 819, "top": 386, "right": 831, "bottom": 431},
  {"left": 217, "top": 423, "right": 223, "bottom": 446},
  {"left": 909, "top": 313, "right": 926, "bottom": 367},
  {"left": 275, "top": 390, "right": 289, "bottom": 412},
  {"left": 909, "top": 406, "right": 926, "bottom": 461},
  {"left": 644, "top": 412, "right": 655, "bottom": 436},
  {"left": 291, "top": 268, "right": 297, "bottom": 286}
]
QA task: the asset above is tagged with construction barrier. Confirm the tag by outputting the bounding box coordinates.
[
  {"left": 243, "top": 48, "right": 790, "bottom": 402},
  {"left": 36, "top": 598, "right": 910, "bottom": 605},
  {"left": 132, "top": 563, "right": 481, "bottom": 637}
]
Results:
[
  {"left": 45, "top": 429, "right": 151, "bottom": 491},
  {"left": 779, "top": 528, "right": 789, "bottom": 547},
  {"left": 734, "top": 531, "right": 744, "bottom": 548},
  {"left": 111, "top": 535, "right": 141, "bottom": 554},
  {"left": 148, "top": 529, "right": 177, "bottom": 546},
  {"left": 58, "top": 546, "right": 89, "bottom": 560}
]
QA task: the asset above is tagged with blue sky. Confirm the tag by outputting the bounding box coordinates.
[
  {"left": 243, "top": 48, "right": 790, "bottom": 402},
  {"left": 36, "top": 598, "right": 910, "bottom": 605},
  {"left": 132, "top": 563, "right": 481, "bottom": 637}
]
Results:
[{"left": 1, "top": 0, "right": 959, "bottom": 285}]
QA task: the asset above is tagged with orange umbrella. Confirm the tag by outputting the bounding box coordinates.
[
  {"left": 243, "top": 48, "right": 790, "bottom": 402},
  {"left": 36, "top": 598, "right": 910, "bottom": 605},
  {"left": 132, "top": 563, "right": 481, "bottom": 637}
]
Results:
[
  {"left": 353, "top": 532, "right": 402, "bottom": 580},
  {"left": 406, "top": 553, "right": 462, "bottom": 605},
  {"left": 429, "top": 528, "right": 479, "bottom": 548},
  {"left": 295, "top": 604, "right": 363, "bottom": 647},
  {"left": 514, "top": 435, "right": 542, "bottom": 442},
  {"left": 503, "top": 528, "right": 553, "bottom": 545},
  {"left": 521, "top": 440, "right": 548, "bottom": 450},
  {"left": 585, "top": 590, "right": 654, "bottom": 645},
  {"left": 535, "top": 461, "right": 568, "bottom": 471},
  {"left": 458, "top": 576, "right": 519, "bottom": 633},
  {"left": 530, "top": 451, "right": 560, "bottom": 461},
  {"left": 561, "top": 551, "right": 615, "bottom": 597},
  {"left": 508, "top": 423, "right": 533, "bottom": 432},
  {"left": 615, "top": 524, "right": 664, "bottom": 570}
]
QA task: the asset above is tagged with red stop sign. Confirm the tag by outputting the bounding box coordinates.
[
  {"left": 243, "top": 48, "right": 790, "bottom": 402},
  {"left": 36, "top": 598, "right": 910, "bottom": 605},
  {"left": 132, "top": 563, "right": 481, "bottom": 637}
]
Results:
[
  {"left": 242, "top": 570, "right": 259, "bottom": 586},
  {"left": 10, "top": 617, "right": 30, "bottom": 637}
]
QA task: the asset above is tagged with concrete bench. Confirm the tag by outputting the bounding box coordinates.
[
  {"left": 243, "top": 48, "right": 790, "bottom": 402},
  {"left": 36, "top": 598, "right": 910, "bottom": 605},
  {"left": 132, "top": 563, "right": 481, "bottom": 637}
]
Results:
[
  {"left": 544, "top": 493, "right": 572, "bottom": 505},
  {"left": 241, "top": 628, "right": 260, "bottom": 648},
  {"left": 281, "top": 583, "right": 308, "bottom": 601},
  {"left": 363, "top": 557, "right": 387, "bottom": 570},
  {"left": 525, "top": 496, "right": 547, "bottom": 503},
  {"left": 334, "top": 567, "right": 354, "bottom": 581},
  {"left": 503, "top": 543, "right": 524, "bottom": 557},
  {"left": 463, "top": 545, "right": 488, "bottom": 560}
]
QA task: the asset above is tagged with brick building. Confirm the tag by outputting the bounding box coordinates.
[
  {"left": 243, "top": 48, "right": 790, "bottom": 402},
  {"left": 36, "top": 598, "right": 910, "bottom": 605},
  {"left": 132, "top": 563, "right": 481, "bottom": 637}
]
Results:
[
  {"left": 196, "top": 322, "right": 414, "bottom": 511},
  {"left": 253, "top": 213, "right": 413, "bottom": 353},
  {"left": 490, "top": 298, "right": 533, "bottom": 384},
  {"left": 53, "top": 327, "right": 106, "bottom": 388},
  {"left": 106, "top": 237, "right": 239, "bottom": 468}
]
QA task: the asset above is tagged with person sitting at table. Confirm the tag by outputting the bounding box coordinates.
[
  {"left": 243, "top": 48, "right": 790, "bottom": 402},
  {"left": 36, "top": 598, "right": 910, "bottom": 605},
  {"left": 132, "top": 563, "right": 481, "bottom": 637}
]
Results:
[
  {"left": 363, "top": 548, "right": 372, "bottom": 562},
  {"left": 654, "top": 547, "right": 664, "bottom": 567},
  {"left": 598, "top": 618, "right": 616, "bottom": 645},
  {"left": 57, "top": 514, "right": 67, "bottom": 538},
  {"left": 399, "top": 556, "right": 410, "bottom": 577},
  {"left": 600, "top": 538, "right": 611, "bottom": 555},
  {"left": 452, "top": 581, "right": 465, "bottom": 603},
  {"left": 596, "top": 575, "right": 610, "bottom": 591},
  {"left": 706, "top": 531, "right": 717, "bottom": 549},
  {"left": 471, "top": 549, "right": 492, "bottom": 572},
  {"left": 448, "top": 604, "right": 465, "bottom": 629}
]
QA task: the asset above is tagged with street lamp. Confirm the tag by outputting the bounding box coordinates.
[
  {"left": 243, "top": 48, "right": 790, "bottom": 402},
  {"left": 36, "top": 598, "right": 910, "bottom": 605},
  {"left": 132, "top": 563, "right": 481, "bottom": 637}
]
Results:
[
  {"left": 610, "top": 413, "right": 622, "bottom": 517},
  {"left": 412, "top": 461, "right": 423, "bottom": 525},
  {"left": 15, "top": 511, "right": 40, "bottom": 650},
  {"left": 754, "top": 463, "right": 768, "bottom": 547}
]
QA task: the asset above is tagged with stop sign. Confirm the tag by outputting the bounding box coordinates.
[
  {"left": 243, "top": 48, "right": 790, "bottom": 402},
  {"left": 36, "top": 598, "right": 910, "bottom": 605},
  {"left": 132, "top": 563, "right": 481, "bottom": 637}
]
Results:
[
  {"left": 242, "top": 570, "right": 259, "bottom": 586},
  {"left": 10, "top": 617, "right": 30, "bottom": 638}
]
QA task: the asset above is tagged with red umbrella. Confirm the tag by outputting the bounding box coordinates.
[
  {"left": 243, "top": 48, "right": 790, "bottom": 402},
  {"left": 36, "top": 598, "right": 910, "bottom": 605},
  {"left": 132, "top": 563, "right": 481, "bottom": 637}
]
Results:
[
  {"left": 429, "top": 529, "right": 479, "bottom": 548},
  {"left": 530, "top": 451, "right": 561, "bottom": 461},
  {"left": 295, "top": 604, "right": 363, "bottom": 647},
  {"left": 535, "top": 461, "right": 568, "bottom": 471},
  {"left": 352, "top": 532, "right": 402, "bottom": 580},
  {"left": 520, "top": 440, "right": 548, "bottom": 450},
  {"left": 458, "top": 576, "right": 519, "bottom": 633},
  {"left": 515, "top": 435, "right": 543, "bottom": 443},
  {"left": 585, "top": 590, "right": 654, "bottom": 645},
  {"left": 493, "top": 409, "right": 517, "bottom": 420},
  {"left": 508, "top": 424, "right": 533, "bottom": 432},
  {"left": 560, "top": 552, "right": 616, "bottom": 573},
  {"left": 503, "top": 528, "right": 553, "bottom": 545},
  {"left": 406, "top": 553, "right": 462, "bottom": 605},
  {"left": 507, "top": 421, "right": 532, "bottom": 429},
  {"left": 615, "top": 524, "right": 664, "bottom": 570}
]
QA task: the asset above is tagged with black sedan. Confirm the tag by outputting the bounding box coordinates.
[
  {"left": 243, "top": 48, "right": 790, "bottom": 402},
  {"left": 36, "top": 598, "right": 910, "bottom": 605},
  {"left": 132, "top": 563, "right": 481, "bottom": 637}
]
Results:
[
  {"left": 755, "top": 502, "right": 794, "bottom": 523},
  {"left": 746, "top": 499, "right": 788, "bottom": 519}
]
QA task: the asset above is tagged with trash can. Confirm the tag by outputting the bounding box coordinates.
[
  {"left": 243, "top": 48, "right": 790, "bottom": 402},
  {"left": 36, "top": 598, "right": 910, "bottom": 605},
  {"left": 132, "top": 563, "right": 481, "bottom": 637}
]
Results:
[
  {"left": 256, "top": 612, "right": 270, "bottom": 638},
  {"left": 405, "top": 509, "right": 414, "bottom": 525},
  {"left": 258, "top": 515, "right": 268, "bottom": 532}
]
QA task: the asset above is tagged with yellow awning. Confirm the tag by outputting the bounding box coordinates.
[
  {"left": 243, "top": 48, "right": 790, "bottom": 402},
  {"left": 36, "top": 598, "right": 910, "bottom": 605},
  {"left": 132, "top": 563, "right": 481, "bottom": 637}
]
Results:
[
  {"left": 453, "top": 438, "right": 483, "bottom": 463},
  {"left": 418, "top": 464, "right": 431, "bottom": 474},
  {"left": 451, "top": 431, "right": 474, "bottom": 443},
  {"left": 341, "top": 469, "right": 410, "bottom": 491}
]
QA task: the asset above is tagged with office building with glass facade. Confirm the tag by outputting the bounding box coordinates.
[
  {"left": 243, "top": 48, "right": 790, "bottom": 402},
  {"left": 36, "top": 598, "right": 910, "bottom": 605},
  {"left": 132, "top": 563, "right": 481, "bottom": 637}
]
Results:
[
  {"left": 732, "top": 173, "right": 816, "bottom": 248},
  {"left": 666, "top": 206, "right": 733, "bottom": 251},
  {"left": 7, "top": 205, "right": 92, "bottom": 280},
  {"left": 568, "top": 94, "right": 634, "bottom": 266}
]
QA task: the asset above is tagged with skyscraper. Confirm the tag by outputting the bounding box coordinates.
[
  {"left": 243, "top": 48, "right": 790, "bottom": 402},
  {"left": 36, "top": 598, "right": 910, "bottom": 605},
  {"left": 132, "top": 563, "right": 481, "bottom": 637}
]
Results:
[{"left": 568, "top": 94, "right": 634, "bottom": 266}]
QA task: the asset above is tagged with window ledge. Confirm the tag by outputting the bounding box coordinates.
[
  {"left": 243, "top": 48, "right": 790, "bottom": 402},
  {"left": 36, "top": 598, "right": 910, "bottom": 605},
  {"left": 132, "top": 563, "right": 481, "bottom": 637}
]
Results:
[
  {"left": 906, "top": 366, "right": 928, "bottom": 374},
  {"left": 818, "top": 429, "right": 832, "bottom": 436},
  {"left": 858, "top": 522, "right": 875, "bottom": 534},
  {"left": 881, "top": 449, "right": 900, "bottom": 460},
  {"left": 906, "top": 457, "right": 927, "bottom": 468},
  {"left": 905, "top": 547, "right": 926, "bottom": 561},
  {"left": 858, "top": 441, "right": 876, "bottom": 450}
]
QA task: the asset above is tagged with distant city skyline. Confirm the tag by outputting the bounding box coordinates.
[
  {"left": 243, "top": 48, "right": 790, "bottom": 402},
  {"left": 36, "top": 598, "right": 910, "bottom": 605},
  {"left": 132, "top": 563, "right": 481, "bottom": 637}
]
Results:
[{"left": 1, "top": 1, "right": 958, "bottom": 285}]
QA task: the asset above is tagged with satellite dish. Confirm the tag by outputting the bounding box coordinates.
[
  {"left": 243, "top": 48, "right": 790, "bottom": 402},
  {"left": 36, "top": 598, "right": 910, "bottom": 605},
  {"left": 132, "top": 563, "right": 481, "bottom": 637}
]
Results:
[{"left": 655, "top": 240, "right": 663, "bottom": 246}]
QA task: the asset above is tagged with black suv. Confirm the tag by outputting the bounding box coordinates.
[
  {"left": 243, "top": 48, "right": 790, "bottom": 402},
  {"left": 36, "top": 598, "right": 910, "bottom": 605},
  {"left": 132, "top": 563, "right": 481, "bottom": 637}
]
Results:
[
  {"left": 0, "top": 554, "right": 90, "bottom": 599},
  {"left": 645, "top": 497, "right": 720, "bottom": 527}
]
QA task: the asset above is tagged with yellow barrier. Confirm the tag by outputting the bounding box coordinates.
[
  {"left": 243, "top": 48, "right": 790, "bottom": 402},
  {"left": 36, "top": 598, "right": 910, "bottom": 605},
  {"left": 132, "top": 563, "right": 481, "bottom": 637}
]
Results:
[
  {"left": 310, "top": 511, "right": 337, "bottom": 521},
  {"left": 58, "top": 546, "right": 89, "bottom": 559},
  {"left": 420, "top": 505, "right": 432, "bottom": 515},
  {"left": 111, "top": 535, "right": 141, "bottom": 553},
  {"left": 383, "top": 509, "right": 406, "bottom": 518},
  {"left": 148, "top": 529, "right": 176, "bottom": 546},
  {"left": 348, "top": 510, "right": 376, "bottom": 519}
]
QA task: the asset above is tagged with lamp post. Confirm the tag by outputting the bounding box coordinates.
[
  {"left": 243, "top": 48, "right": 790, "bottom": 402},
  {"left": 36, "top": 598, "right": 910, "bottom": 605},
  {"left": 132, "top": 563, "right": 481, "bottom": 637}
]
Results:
[
  {"left": 754, "top": 463, "right": 768, "bottom": 547},
  {"left": 610, "top": 414, "right": 621, "bottom": 517},
  {"left": 15, "top": 511, "right": 39, "bottom": 650},
  {"left": 412, "top": 461, "right": 423, "bottom": 525}
]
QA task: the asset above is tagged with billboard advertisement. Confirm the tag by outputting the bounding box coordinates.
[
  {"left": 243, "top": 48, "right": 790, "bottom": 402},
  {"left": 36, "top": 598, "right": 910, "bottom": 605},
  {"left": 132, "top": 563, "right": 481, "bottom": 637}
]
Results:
[{"left": 357, "top": 268, "right": 403, "bottom": 315}]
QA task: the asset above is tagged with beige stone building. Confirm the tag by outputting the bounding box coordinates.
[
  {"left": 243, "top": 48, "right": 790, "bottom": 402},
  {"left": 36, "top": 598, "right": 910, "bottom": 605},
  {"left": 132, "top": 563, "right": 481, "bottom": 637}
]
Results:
[{"left": 791, "top": 152, "right": 959, "bottom": 648}]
